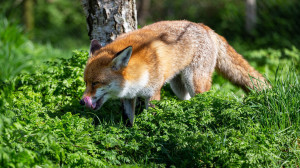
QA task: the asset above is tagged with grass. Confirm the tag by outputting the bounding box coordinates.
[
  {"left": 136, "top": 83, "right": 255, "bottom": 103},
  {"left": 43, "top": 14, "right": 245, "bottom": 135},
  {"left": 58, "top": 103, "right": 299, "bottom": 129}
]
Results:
[
  {"left": 0, "top": 49, "right": 299, "bottom": 167},
  {"left": 0, "top": 17, "right": 299, "bottom": 167},
  {"left": 0, "top": 16, "right": 77, "bottom": 82},
  {"left": 249, "top": 67, "right": 300, "bottom": 131}
]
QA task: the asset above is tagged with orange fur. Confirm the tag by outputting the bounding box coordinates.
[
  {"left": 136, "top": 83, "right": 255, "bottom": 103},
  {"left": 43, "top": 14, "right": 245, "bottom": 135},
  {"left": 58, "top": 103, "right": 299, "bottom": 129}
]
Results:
[{"left": 81, "top": 20, "right": 270, "bottom": 122}]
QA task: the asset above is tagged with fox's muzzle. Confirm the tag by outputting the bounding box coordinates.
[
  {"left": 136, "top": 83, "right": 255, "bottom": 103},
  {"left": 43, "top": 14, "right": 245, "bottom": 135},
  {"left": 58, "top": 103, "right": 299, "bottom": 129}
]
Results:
[{"left": 79, "top": 96, "right": 96, "bottom": 109}]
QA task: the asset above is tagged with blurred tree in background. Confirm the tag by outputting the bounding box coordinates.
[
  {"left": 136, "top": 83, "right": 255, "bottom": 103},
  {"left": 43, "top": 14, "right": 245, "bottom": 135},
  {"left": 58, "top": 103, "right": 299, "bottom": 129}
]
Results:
[
  {"left": 0, "top": 0, "right": 299, "bottom": 49},
  {"left": 137, "top": 0, "right": 300, "bottom": 49},
  {"left": 1, "top": 0, "right": 89, "bottom": 49}
]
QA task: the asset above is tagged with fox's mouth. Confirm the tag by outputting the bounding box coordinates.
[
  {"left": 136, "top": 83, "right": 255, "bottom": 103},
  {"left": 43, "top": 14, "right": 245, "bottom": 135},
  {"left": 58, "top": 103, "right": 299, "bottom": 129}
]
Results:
[{"left": 92, "top": 93, "right": 107, "bottom": 110}]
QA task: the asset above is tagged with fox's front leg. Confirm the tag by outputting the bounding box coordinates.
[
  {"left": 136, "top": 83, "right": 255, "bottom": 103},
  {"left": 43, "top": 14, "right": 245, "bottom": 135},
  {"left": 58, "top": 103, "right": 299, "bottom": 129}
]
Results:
[
  {"left": 145, "top": 89, "right": 161, "bottom": 109},
  {"left": 121, "top": 98, "right": 136, "bottom": 127}
]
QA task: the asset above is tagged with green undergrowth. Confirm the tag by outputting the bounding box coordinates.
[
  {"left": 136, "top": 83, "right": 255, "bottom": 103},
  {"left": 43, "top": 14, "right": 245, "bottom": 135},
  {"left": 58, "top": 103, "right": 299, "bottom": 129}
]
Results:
[
  {"left": 0, "top": 50, "right": 299, "bottom": 167},
  {"left": 0, "top": 16, "right": 73, "bottom": 82}
]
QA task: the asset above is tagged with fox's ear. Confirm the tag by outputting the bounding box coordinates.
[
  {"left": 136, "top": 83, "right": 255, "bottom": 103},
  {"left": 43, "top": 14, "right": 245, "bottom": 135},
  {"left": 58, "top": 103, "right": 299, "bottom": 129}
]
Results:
[
  {"left": 89, "top": 39, "right": 102, "bottom": 57},
  {"left": 111, "top": 46, "right": 133, "bottom": 71}
]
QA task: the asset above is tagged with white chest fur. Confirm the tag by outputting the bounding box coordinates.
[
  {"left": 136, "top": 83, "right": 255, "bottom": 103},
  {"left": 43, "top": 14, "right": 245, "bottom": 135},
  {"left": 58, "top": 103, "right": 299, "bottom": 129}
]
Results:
[{"left": 118, "top": 71, "right": 153, "bottom": 98}]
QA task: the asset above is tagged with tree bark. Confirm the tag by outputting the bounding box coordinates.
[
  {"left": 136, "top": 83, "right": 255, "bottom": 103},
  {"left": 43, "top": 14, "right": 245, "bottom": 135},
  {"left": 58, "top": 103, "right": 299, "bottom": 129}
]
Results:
[
  {"left": 81, "top": 0, "right": 138, "bottom": 126},
  {"left": 81, "top": 0, "right": 138, "bottom": 46},
  {"left": 245, "top": 0, "right": 256, "bottom": 33},
  {"left": 137, "top": 0, "right": 151, "bottom": 26},
  {"left": 23, "top": 0, "right": 34, "bottom": 38}
]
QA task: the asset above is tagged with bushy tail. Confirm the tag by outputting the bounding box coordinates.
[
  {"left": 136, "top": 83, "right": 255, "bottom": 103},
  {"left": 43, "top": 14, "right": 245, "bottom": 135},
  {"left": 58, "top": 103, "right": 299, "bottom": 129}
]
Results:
[{"left": 215, "top": 35, "right": 270, "bottom": 92}]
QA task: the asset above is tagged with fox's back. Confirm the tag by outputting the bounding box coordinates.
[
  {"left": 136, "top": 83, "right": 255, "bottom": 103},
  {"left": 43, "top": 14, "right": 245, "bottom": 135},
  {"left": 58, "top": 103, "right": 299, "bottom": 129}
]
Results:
[{"left": 111, "top": 20, "right": 218, "bottom": 82}]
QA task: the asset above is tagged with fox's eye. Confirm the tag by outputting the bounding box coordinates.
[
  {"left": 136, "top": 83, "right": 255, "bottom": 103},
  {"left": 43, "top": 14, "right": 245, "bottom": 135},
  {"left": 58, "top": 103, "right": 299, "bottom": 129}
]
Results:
[{"left": 92, "top": 82, "right": 99, "bottom": 87}]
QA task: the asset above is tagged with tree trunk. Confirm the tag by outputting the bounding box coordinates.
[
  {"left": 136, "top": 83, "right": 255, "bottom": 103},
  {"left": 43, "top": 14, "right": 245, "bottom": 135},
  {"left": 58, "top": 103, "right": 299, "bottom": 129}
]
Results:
[
  {"left": 81, "top": 0, "right": 138, "bottom": 46},
  {"left": 23, "top": 0, "right": 34, "bottom": 38},
  {"left": 81, "top": 0, "right": 138, "bottom": 126},
  {"left": 137, "top": 0, "right": 150, "bottom": 26},
  {"left": 245, "top": 0, "right": 256, "bottom": 33}
]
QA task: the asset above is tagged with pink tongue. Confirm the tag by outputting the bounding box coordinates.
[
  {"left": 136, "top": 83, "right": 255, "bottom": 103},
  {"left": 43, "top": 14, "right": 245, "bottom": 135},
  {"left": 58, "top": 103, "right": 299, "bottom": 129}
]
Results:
[{"left": 84, "top": 96, "right": 96, "bottom": 109}]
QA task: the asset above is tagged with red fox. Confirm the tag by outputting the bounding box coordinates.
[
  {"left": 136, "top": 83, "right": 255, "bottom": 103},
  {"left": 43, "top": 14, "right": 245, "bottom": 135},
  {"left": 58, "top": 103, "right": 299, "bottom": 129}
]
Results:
[{"left": 80, "top": 20, "right": 269, "bottom": 126}]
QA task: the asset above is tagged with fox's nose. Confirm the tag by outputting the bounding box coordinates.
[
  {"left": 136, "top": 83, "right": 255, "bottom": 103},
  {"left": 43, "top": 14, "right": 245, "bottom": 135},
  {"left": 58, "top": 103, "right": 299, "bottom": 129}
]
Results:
[{"left": 79, "top": 99, "right": 85, "bottom": 105}]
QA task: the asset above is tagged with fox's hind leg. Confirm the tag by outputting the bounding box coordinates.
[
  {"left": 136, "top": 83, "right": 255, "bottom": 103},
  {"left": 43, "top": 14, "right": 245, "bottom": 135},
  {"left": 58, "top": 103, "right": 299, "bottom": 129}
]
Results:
[
  {"left": 192, "top": 73, "right": 213, "bottom": 94},
  {"left": 170, "top": 74, "right": 191, "bottom": 100},
  {"left": 182, "top": 42, "right": 217, "bottom": 96},
  {"left": 182, "top": 65, "right": 214, "bottom": 97}
]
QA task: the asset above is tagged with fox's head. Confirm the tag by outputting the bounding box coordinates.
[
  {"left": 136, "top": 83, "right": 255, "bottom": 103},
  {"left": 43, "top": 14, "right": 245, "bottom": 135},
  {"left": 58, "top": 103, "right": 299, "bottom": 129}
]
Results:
[{"left": 79, "top": 40, "right": 133, "bottom": 110}]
